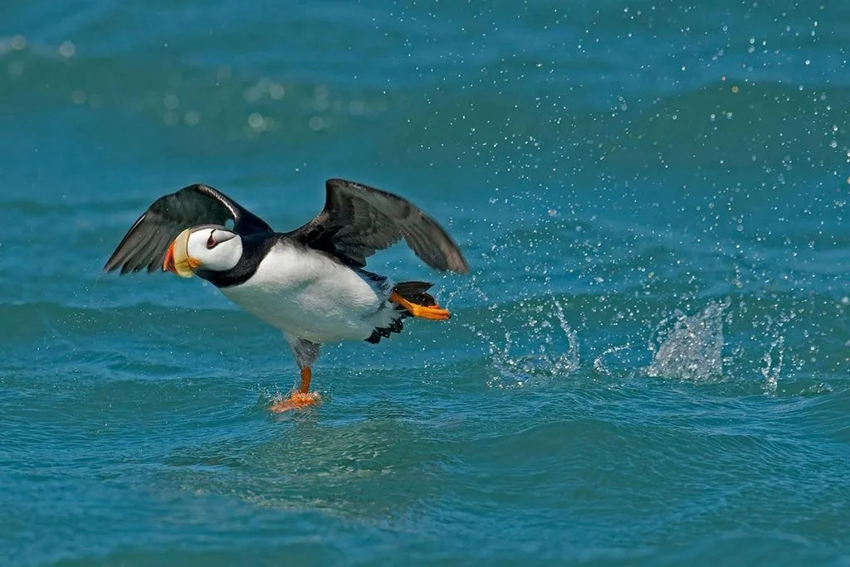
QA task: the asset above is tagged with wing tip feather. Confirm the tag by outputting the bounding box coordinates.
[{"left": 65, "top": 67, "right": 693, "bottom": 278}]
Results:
[{"left": 450, "top": 258, "right": 471, "bottom": 274}]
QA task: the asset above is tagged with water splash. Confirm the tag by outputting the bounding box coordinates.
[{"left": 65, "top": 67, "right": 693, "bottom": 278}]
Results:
[
  {"left": 761, "top": 335, "right": 784, "bottom": 395},
  {"left": 755, "top": 311, "right": 797, "bottom": 394},
  {"left": 646, "top": 300, "right": 729, "bottom": 382},
  {"left": 593, "top": 344, "right": 633, "bottom": 376},
  {"left": 471, "top": 294, "right": 579, "bottom": 389}
]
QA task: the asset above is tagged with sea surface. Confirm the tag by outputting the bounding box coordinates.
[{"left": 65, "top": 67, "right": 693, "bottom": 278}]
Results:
[{"left": 2, "top": 1, "right": 850, "bottom": 565}]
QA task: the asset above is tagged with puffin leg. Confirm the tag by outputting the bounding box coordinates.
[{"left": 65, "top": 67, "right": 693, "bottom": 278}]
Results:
[
  {"left": 270, "top": 336, "right": 322, "bottom": 413},
  {"left": 298, "top": 366, "right": 312, "bottom": 393},
  {"left": 270, "top": 367, "right": 319, "bottom": 412},
  {"left": 389, "top": 291, "right": 451, "bottom": 321}
]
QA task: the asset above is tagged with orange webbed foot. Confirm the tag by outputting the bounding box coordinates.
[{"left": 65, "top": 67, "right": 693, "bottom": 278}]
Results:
[
  {"left": 270, "top": 391, "right": 322, "bottom": 413},
  {"left": 389, "top": 291, "right": 451, "bottom": 321}
]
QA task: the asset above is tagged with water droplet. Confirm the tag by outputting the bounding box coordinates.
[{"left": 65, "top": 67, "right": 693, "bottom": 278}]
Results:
[
  {"left": 58, "top": 41, "right": 75, "bottom": 58},
  {"left": 269, "top": 83, "right": 286, "bottom": 100},
  {"left": 348, "top": 100, "right": 365, "bottom": 115},
  {"left": 163, "top": 94, "right": 179, "bottom": 110},
  {"left": 184, "top": 110, "right": 201, "bottom": 127},
  {"left": 308, "top": 116, "right": 325, "bottom": 131},
  {"left": 248, "top": 112, "right": 267, "bottom": 132},
  {"left": 10, "top": 35, "right": 26, "bottom": 51}
]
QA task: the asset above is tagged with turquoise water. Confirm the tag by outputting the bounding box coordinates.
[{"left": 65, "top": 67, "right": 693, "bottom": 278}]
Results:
[{"left": 3, "top": 1, "right": 850, "bottom": 565}]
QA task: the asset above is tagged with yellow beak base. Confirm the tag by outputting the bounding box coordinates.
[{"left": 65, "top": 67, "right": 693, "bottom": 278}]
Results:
[{"left": 163, "top": 229, "right": 201, "bottom": 278}]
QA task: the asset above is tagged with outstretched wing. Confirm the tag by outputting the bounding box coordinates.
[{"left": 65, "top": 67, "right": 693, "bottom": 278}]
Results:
[
  {"left": 285, "top": 178, "right": 469, "bottom": 273},
  {"left": 104, "top": 184, "right": 273, "bottom": 274}
]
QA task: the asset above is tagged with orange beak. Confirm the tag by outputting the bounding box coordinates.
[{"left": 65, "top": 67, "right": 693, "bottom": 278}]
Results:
[
  {"left": 163, "top": 241, "right": 178, "bottom": 274},
  {"left": 162, "top": 229, "right": 200, "bottom": 278}
]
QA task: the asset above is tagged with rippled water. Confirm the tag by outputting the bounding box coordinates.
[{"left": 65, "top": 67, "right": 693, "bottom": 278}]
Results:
[{"left": 3, "top": 1, "right": 850, "bottom": 565}]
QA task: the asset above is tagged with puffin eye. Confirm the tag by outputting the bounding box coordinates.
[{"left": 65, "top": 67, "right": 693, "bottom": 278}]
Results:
[{"left": 206, "top": 231, "right": 217, "bottom": 249}]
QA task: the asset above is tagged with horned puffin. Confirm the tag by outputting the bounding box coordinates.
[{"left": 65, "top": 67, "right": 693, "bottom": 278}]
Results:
[{"left": 104, "top": 178, "right": 469, "bottom": 412}]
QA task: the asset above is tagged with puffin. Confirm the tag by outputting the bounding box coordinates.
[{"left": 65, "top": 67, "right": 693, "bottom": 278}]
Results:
[{"left": 104, "top": 178, "right": 469, "bottom": 412}]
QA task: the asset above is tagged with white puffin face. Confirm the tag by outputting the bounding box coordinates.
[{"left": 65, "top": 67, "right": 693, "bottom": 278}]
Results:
[
  {"left": 164, "top": 227, "right": 243, "bottom": 278},
  {"left": 187, "top": 227, "right": 242, "bottom": 271}
]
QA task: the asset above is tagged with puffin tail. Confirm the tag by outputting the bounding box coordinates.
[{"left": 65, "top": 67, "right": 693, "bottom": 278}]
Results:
[{"left": 365, "top": 281, "right": 450, "bottom": 344}]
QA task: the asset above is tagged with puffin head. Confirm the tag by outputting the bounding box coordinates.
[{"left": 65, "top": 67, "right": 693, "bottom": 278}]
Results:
[{"left": 163, "top": 226, "right": 242, "bottom": 278}]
